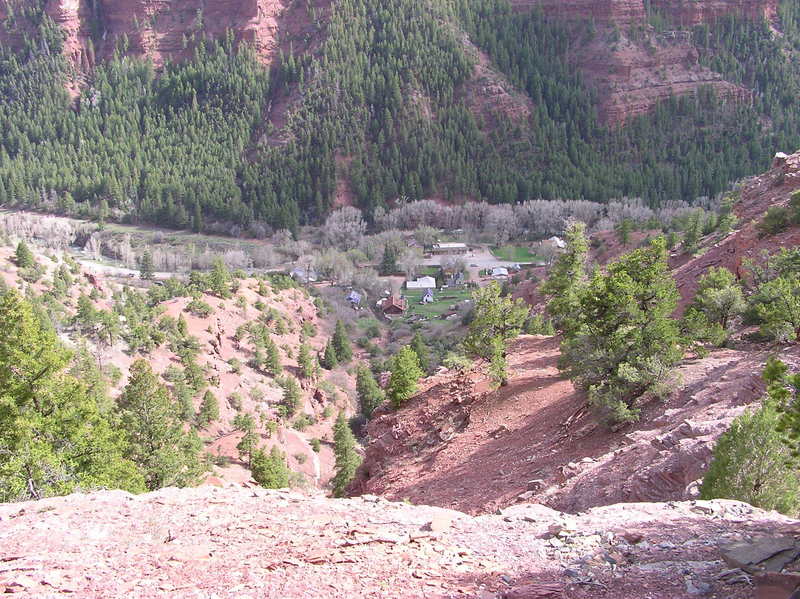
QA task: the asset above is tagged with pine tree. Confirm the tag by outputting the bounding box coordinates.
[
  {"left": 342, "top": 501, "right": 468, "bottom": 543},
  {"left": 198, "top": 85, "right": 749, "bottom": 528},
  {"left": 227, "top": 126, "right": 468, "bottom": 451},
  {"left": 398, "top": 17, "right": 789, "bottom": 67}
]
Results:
[
  {"left": 279, "top": 376, "right": 302, "bottom": 419},
  {"left": 117, "top": 359, "right": 203, "bottom": 490},
  {"left": 0, "top": 291, "right": 145, "bottom": 501},
  {"left": 251, "top": 445, "right": 290, "bottom": 488},
  {"left": 298, "top": 342, "right": 316, "bottom": 379},
  {"left": 332, "top": 411, "right": 362, "bottom": 497},
  {"left": 171, "top": 378, "right": 195, "bottom": 422},
  {"left": 356, "top": 362, "right": 384, "bottom": 418},
  {"left": 234, "top": 412, "right": 258, "bottom": 467},
  {"left": 196, "top": 390, "right": 219, "bottom": 427},
  {"left": 321, "top": 339, "right": 339, "bottom": 369},
  {"left": 463, "top": 281, "right": 529, "bottom": 386},
  {"left": 701, "top": 396, "right": 799, "bottom": 516},
  {"left": 264, "top": 336, "right": 282, "bottom": 376},
  {"left": 560, "top": 237, "right": 682, "bottom": 424},
  {"left": 410, "top": 330, "right": 430, "bottom": 373},
  {"left": 209, "top": 258, "right": 231, "bottom": 298},
  {"left": 616, "top": 218, "right": 633, "bottom": 246},
  {"left": 332, "top": 319, "right": 352, "bottom": 362},
  {"left": 540, "top": 221, "right": 589, "bottom": 333},
  {"left": 138, "top": 250, "right": 154, "bottom": 280},
  {"left": 386, "top": 346, "right": 423, "bottom": 409},
  {"left": 14, "top": 241, "right": 35, "bottom": 269},
  {"left": 379, "top": 243, "right": 399, "bottom": 275}
]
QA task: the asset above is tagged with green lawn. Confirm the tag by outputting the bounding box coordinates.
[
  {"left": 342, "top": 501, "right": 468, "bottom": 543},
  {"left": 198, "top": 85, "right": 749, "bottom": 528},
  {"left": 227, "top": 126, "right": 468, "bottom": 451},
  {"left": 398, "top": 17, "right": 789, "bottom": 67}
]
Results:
[
  {"left": 490, "top": 245, "right": 541, "bottom": 263},
  {"left": 403, "top": 287, "right": 472, "bottom": 318}
]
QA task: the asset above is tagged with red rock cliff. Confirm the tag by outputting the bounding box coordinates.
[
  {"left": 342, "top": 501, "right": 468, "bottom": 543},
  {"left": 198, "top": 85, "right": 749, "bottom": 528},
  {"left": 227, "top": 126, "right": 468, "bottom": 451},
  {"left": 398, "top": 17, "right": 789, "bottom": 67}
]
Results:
[
  {"left": 650, "top": 0, "right": 779, "bottom": 27},
  {"left": 0, "top": 0, "right": 288, "bottom": 68},
  {"left": 508, "top": 0, "right": 646, "bottom": 25}
]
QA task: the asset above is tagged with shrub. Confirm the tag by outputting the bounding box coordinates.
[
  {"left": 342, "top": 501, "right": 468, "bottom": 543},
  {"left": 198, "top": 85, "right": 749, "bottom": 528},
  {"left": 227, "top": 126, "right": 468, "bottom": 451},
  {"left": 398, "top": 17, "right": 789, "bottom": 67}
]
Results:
[
  {"left": 292, "top": 413, "right": 315, "bottom": 431},
  {"left": 185, "top": 297, "right": 213, "bottom": 318},
  {"left": 701, "top": 400, "right": 800, "bottom": 516},
  {"left": 758, "top": 206, "right": 791, "bottom": 237}
]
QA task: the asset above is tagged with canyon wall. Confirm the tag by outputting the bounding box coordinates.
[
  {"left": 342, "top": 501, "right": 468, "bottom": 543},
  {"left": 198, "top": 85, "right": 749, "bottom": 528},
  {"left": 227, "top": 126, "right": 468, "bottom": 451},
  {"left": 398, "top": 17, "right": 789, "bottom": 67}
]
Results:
[
  {"left": 509, "top": 0, "right": 778, "bottom": 25},
  {"left": 507, "top": 0, "right": 645, "bottom": 25},
  {"left": 0, "top": 0, "right": 289, "bottom": 68},
  {"left": 650, "top": 0, "right": 779, "bottom": 27}
]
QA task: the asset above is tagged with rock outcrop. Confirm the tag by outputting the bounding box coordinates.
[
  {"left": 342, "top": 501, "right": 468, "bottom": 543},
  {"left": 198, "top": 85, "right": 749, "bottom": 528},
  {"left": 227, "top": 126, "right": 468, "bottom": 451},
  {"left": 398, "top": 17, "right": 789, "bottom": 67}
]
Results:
[
  {"left": 0, "top": 485, "right": 797, "bottom": 597},
  {"left": 0, "top": 0, "right": 292, "bottom": 68},
  {"left": 508, "top": 0, "right": 645, "bottom": 25},
  {"left": 650, "top": 0, "right": 779, "bottom": 27},
  {"left": 577, "top": 29, "right": 752, "bottom": 125},
  {"left": 511, "top": 0, "right": 778, "bottom": 26}
]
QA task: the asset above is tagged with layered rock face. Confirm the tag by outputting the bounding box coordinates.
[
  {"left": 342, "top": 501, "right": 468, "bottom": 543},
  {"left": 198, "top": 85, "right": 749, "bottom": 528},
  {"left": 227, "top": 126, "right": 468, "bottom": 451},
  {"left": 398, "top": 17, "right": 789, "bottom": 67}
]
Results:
[
  {"left": 508, "top": 0, "right": 645, "bottom": 25},
  {"left": 511, "top": 0, "right": 778, "bottom": 26},
  {"left": 97, "top": 0, "right": 285, "bottom": 66},
  {"left": 0, "top": 0, "right": 287, "bottom": 68},
  {"left": 510, "top": 0, "right": 776, "bottom": 124},
  {"left": 650, "top": 0, "right": 779, "bottom": 27},
  {"left": 577, "top": 30, "right": 752, "bottom": 125}
]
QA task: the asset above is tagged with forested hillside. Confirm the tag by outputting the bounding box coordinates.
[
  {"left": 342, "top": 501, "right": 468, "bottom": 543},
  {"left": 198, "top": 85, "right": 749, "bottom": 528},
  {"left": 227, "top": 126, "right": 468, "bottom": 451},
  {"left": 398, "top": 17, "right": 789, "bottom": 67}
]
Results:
[{"left": 1, "top": 0, "right": 800, "bottom": 232}]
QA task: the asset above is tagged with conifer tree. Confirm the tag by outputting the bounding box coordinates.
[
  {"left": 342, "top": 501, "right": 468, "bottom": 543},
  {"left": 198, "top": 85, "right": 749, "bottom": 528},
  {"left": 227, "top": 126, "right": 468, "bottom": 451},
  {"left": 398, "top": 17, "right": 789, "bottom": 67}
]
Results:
[
  {"left": 171, "top": 378, "right": 195, "bottom": 422},
  {"left": 379, "top": 243, "right": 399, "bottom": 275},
  {"left": 209, "top": 258, "right": 231, "bottom": 298},
  {"left": 298, "top": 342, "right": 316, "bottom": 379},
  {"left": 234, "top": 412, "right": 258, "bottom": 467},
  {"left": 264, "top": 336, "right": 282, "bottom": 376},
  {"left": 356, "top": 362, "right": 384, "bottom": 418},
  {"left": 138, "top": 250, "right": 154, "bottom": 280},
  {"left": 463, "top": 281, "right": 528, "bottom": 386},
  {"left": 117, "top": 359, "right": 203, "bottom": 490},
  {"left": 559, "top": 237, "right": 682, "bottom": 424},
  {"left": 279, "top": 376, "right": 302, "bottom": 418},
  {"left": 386, "top": 346, "right": 423, "bottom": 408},
  {"left": 14, "top": 241, "right": 34, "bottom": 269},
  {"left": 0, "top": 290, "right": 145, "bottom": 501},
  {"left": 410, "top": 330, "right": 430, "bottom": 373},
  {"left": 251, "top": 445, "right": 290, "bottom": 489},
  {"left": 332, "top": 319, "right": 353, "bottom": 362},
  {"left": 540, "top": 221, "right": 589, "bottom": 334},
  {"left": 332, "top": 411, "right": 362, "bottom": 497},
  {"left": 196, "top": 390, "right": 219, "bottom": 427},
  {"left": 321, "top": 339, "right": 339, "bottom": 369},
  {"left": 701, "top": 360, "right": 800, "bottom": 516}
]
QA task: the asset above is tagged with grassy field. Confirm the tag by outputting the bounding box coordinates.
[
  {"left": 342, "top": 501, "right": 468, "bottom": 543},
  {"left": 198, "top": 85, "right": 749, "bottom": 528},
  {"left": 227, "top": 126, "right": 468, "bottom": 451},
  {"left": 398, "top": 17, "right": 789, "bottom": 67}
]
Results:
[
  {"left": 404, "top": 287, "right": 472, "bottom": 318},
  {"left": 490, "top": 245, "right": 541, "bottom": 263}
]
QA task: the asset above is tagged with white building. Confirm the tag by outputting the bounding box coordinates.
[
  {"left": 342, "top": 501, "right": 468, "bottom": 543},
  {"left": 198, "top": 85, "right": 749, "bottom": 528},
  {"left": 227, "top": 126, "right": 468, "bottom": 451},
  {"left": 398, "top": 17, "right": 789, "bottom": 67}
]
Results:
[{"left": 406, "top": 275, "right": 437, "bottom": 289}]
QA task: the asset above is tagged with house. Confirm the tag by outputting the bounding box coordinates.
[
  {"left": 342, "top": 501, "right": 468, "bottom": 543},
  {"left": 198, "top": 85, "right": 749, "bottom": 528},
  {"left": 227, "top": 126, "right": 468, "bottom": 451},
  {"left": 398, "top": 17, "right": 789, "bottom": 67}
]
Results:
[
  {"left": 379, "top": 296, "right": 407, "bottom": 319},
  {"left": 346, "top": 290, "right": 362, "bottom": 308},
  {"left": 429, "top": 242, "right": 468, "bottom": 256},
  {"left": 421, "top": 288, "right": 435, "bottom": 304},
  {"left": 491, "top": 267, "right": 509, "bottom": 279},
  {"left": 406, "top": 275, "right": 437, "bottom": 289},
  {"left": 445, "top": 272, "right": 464, "bottom": 287}
]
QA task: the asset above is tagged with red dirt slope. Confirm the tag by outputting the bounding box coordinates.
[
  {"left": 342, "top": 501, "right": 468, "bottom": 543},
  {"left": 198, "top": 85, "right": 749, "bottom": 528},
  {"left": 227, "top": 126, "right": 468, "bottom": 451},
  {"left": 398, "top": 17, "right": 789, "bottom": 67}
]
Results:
[{"left": 352, "top": 334, "right": 800, "bottom": 515}]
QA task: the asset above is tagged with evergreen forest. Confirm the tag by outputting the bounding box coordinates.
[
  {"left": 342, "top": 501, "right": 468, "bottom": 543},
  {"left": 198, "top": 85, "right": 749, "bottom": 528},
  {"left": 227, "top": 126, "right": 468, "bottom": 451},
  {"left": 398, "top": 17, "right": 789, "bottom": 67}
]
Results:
[{"left": 1, "top": 0, "right": 800, "bottom": 232}]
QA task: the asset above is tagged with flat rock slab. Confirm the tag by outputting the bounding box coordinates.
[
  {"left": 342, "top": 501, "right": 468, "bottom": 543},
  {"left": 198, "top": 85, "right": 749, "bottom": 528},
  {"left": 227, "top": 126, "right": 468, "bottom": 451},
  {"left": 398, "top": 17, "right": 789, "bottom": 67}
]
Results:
[{"left": 721, "top": 537, "right": 800, "bottom": 574}]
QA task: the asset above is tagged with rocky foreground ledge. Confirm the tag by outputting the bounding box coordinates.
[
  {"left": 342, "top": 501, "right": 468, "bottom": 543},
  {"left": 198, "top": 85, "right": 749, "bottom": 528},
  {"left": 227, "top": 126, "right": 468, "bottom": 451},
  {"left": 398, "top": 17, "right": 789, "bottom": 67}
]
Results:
[{"left": 0, "top": 485, "right": 797, "bottom": 598}]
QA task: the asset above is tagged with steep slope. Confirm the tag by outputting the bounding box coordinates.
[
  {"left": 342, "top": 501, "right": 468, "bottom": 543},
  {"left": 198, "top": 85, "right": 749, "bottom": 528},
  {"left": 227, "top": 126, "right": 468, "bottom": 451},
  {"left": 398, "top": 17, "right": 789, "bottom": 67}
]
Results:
[
  {"left": 0, "top": 485, "right": 797, "bottom": 598},
  {"left": 0, "top": 222, "right": 357, "bottom": 490},
  {"left": 0, "top": 0, "right": 308, "bottom": 68},
  {"left": 352, "top": 335, "right": 800, "bottom": 514},
  {"left": 353, "top": 149, "right": 800, "bottom": 516}
]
